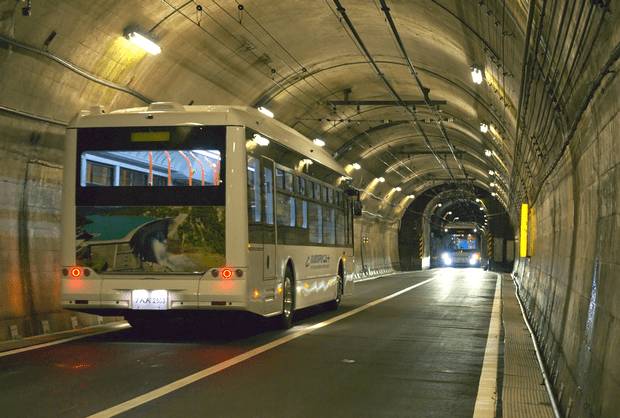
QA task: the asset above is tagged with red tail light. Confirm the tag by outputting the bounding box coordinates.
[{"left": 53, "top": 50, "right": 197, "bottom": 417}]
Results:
[
  {"left": 70, "top": 267, "right": 82, "bottom": 278},
  {"left": 221, "top": 268, "right": 233, "bottom": 279}
]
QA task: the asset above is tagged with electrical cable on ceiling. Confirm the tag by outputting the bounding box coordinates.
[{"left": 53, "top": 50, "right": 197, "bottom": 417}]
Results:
[{"left": 211, "top": 0, "right": 418, "bottom": 182}]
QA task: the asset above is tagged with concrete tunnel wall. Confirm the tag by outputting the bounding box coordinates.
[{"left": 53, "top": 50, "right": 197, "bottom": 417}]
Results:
[{"left": 512, "top": 63, "right": 620, "bottom": 416}]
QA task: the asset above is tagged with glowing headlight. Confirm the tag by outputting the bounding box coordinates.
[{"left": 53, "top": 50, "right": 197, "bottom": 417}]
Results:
[
  {"left": 441, "top": 253, "right": 452, "bottom": 265},
  {"left": 469, "top": 253, "right": 481, "bottom": 265}
]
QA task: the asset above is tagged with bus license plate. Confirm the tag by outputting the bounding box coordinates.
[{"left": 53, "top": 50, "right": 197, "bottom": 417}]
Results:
[{"left": 132, "top": 290, "right": 168, "bottom": 310}]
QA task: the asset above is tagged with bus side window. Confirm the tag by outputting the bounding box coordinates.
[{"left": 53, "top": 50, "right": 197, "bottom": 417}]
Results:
[
  {"left": 276, "top": 193, "right": 295, "bottom": 227},
  {"left": 264, "top": 166, "right": 274, "bottom": 226},
  {"left": 308, "top": 202, "right": 322, "bottom": 243},
  {"left": 336, "top": 209, "right": 345, "bottom": 245},
  {"left": 323, "top": 206, "right": 335, "bottom": 244},
  {"left": 247, "top": 157, "right": 261, "bottom": 222},
  {"left": 275, "top": 168, "right": 285, "bottom": 190},
  {"left": 284, "top": 172, "right": 294, "bottom": 192},
  {"left": 297, "top": 176, "right": 306, "bottom": 195},
  {"left": 296, "top": 199, "right": 307, "bottom": 229}
]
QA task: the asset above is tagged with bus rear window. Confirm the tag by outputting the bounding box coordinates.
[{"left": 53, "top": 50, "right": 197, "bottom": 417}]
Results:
[{"left": 80, "top": 150, "right": 221, "bottom": 187}]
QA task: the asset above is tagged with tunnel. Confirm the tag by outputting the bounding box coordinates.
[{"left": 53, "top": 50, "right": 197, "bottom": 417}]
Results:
[{"left": 0, "top": 1, "right": 619, "bottom": 417}]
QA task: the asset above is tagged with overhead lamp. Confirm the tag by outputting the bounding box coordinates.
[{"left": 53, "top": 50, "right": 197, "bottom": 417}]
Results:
[
  {"left": 252, "top": 134, "right": 270, "bottom": 146},
  {"left": 489, "top": 170, "right": 495, "bottom": 176},
  {"left": 491, "top": 192, "right": 496, "bottom": 197},
  {"left": 352, "top": 163, "right": 361, "bottom": 170},
  {"left": 485, "top": 149, "right": 492, "bottom": 157},
  {"left": 395, "top": 187, "right": 401, "bottom": 191},
  {"left": 378, "top": 177, "right": 385, "bottom": 182},
  {"left": 480, "top": 123, "right": 489, "bottom": 133},
  {"left": 471, "top": 65, "right": 484, "bottom": 84},
  {"left": 126, "top": 31, "right": 161, "bottom": 55},
  {"left": 313, "top": 139, "right": 325, "bottom": 147},
  {"left": 257, "top": 107, "right": 274, "bottom": 118},
  {"left": 408, "top": 194, "right": 415, "bottom": 199},
  {"left": 490, "top": 182, "right": 495, "bottom": 187},
  {"left": 438, "top": 203, "right": 442, "bottom": 207}
]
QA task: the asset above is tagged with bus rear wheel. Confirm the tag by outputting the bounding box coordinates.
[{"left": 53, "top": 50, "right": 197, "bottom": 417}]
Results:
[
  {"left": 278, "top": 268, "right": 294, "bottom": 329},
  {"left": 324, "top": 274, "right": 343, "bottom": 311}
]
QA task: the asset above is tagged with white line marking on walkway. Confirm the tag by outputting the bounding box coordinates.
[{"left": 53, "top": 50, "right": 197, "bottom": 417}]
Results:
[
  {"left": 87, "top": 276, "right": 440, "bottom": 418},
  {"left": 0, "top": 323, "right": 130, "bottom": 357},
  {"left": 473, "top": 274, "right": 502, "bottom": 417}
]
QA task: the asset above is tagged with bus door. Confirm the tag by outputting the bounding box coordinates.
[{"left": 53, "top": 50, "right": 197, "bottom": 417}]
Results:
[{"left": 262, "top": 157, "right": 276, "bottom": 280}]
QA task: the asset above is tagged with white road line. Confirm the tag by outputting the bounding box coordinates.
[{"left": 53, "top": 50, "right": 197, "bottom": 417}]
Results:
[
  {"left": 87, "top": 276, "right": 440, "bottom": 418},
  {"left": 473, "top": 274, "right": 502, "bottom": 417},
  {"left": 0, "top": 323, "right": 131, "bottom": 357}
]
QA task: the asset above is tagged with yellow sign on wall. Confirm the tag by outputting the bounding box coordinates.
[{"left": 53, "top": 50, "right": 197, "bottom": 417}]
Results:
[{"left": 520, "top": 204, "right": 528, "bottom": 257}]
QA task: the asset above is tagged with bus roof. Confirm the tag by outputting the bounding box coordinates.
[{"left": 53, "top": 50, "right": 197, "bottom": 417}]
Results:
[{"left": 68, "top": 103, "right": 347, "bottom": 177}]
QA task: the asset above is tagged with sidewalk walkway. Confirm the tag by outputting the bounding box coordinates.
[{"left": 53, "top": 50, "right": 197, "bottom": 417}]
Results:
[{"left": 501, "top": 273, "right": 556, "bottom": 418}]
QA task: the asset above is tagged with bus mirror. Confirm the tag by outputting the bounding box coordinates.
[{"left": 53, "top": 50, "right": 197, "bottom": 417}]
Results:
[{"left": 353, "top": 200, "right": 362, "bottom": 216}]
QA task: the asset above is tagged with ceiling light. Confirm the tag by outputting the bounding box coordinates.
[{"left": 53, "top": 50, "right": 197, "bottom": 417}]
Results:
[
  {"left": 480, "top": 123, "right": 489, "bottom": 133},
  {"left": 352, "top": 163, "right": 361, "bottom": 170},
  {"left": 378, "top": 177, "right": 385, "bottom": 182},
  {"left": 485, "top": 149, "right": 492, "bottom": 157},
  {"left": 313, "top": 139, "right": 325, "bottom": 147},
  {"left": 471, "top": 65, "right": 483, "bottom": 84},
  {"left": 252, "top": 134, "right": 270, "bottom": 146},
  {"left": 490, "top": 182, "right": 495, "bottom": 187},
  {"left": 489, "top": 170, "right": 495, "bottom": 175},
  {"left": 408, "top": 195, "right": 415, "bottom": 199},
  {"left": 395, "top": 187, "right": 401, "bottom": 191},
  {"left": 257, "top": 107, "right": 274, "bottom": 118},
  {"left": 126, "top": 31, "right": 161, "bottom": 55},
  {"left": 491, "top": 192, "right": 496, "bottom": 196},
  {"left": 438, "top": 203, "right": 442, "bottom": 207}
]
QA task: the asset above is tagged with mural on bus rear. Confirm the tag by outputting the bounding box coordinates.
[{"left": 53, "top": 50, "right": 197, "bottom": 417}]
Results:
[{"left": 76, "top": 206, "right": 225, "bottom": 273}]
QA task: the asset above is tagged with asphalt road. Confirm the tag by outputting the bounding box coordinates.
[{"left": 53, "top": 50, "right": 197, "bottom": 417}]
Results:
[{"left": 0, "top": 269, "right": 500, "bottom": 418}]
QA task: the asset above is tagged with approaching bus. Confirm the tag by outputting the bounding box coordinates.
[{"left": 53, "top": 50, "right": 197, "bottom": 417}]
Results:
[
  {"left": 439, "top": 222, "right": 487, "bottom": 268},
  {"left": 60, "top": 102, "right": 355, "bottom": 328}
]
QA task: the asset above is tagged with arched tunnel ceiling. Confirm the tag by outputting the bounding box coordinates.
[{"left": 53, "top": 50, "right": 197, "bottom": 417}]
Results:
[{"left": 1, "top": 0, "right": 614, "bottom": 224}]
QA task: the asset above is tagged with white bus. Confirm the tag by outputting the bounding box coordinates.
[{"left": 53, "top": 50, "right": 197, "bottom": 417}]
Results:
[
  {"left": 60, "top": 102, "right": 356, "bottom": 328},
  {"left": 438, "top": 222, "right": 488, "bottom": 268}
]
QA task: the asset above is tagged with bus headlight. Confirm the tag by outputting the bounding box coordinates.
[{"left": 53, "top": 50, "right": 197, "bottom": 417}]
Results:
[
  {"left": 469, "top": 253, "right": 481, "bottom": 265},
  {"left": 441, "top": 253, "right": 452, "bottom": 265}
]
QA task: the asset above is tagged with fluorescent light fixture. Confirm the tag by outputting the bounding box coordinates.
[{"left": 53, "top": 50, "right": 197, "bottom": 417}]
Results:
[
  {"left": 126, "top": 31, "right": 161, "bottom": 55},
  {"left": 378, "top": 177, "right": 385, "bottom": 182},
  {"left": 252, "top": 134, "right": 270, "bottom": 146},
  {"left": 257, "top": 107, "right": 274, "bottom": 118},
  {"left": 489, "top": 170, "right": 495, "bottom": 175},
  {"left": 313, "top": 139, "right": 325, "bottom": 147},
  {"left": 395, "top": 187, "right": 401, "bottom": 191},
  {"left": 352, "top": 163, "right": 361, "bottom": 170},
  {"left": 480, "top": 123, "right": 489, "bottom": 133},
  {"left": 471, "top": 65, "right": 483, "bottom": 84},
  {"left": 485, "top": 149, "right": 492, "bottom": 157}
]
